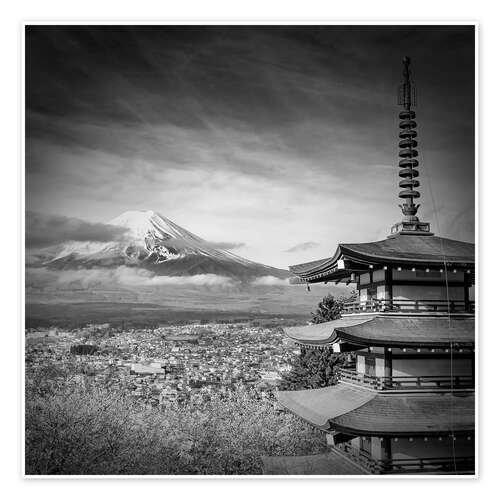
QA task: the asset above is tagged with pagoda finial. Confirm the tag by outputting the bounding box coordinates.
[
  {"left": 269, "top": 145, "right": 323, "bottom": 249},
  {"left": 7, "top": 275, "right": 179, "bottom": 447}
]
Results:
[{"left": 390, "top": 57, "right": 432, "bottom": 236}]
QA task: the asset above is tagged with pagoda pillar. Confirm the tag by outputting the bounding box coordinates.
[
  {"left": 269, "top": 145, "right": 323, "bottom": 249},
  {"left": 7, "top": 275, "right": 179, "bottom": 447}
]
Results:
[
  {"left": 384, "top": 266, "right": 393, "bottom": 305},
  {"left": 384, "top": 347, "right": 393, "bottom": 378},
  {"left": 372, "top": 437, "right": 392, "bottom": 468},
  {"left": 464, "top": 272, "right": 471, "bottom": 312}
]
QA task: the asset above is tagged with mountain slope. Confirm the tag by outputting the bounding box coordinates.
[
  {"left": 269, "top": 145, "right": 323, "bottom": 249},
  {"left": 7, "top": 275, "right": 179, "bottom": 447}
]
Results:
[{"left": 45, "top": 210, "right": 289, "bottom": 281}]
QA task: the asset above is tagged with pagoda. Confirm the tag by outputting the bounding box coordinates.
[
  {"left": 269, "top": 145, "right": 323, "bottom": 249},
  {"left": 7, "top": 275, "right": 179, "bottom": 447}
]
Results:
[{"left": 267, "top": 57, "right": 475, "bottom": 475}]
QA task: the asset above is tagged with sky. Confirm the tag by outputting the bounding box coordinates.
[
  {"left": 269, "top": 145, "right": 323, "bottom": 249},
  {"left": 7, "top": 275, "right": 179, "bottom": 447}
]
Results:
[{"left": 25, "top": 25, "right": 475, "bottom": 269}]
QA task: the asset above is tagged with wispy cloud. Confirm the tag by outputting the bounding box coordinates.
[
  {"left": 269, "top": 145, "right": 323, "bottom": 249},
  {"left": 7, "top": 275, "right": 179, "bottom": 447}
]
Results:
[
  {"left": 26, "top": 267, "right": 296, "bottom": 290},
  {"left": 285, "top": 241, "right": 319, "bottom": 253},
  {"left": 26, "top": 266, "right": 236, "bottom": 289},
  {"left": 26, "top": 211, "right": 128, "bottom": 248},
  {"left": 115, "top": 267, "right": 235, "bottom": 288},
  {"left": 206, "top": 241, "right": 245, "bottom": 251},
  {"left": 251, "top": 276, "right": 290, "bottom": 286}
]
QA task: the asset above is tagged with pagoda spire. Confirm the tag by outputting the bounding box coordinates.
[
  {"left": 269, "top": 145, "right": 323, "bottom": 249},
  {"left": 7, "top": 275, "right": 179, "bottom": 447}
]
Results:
[{"left": 390, "top": 56, "right": 432, "bottom": 236}]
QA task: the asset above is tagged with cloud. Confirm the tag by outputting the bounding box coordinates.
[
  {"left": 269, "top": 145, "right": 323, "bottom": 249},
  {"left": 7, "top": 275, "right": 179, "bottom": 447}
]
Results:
[
  {"left": 206, "top": 241, "right": 245, "bottom": 251},
  {"left": 114, "top": 267, "right": 235, "bottom": 288},
  {"left": 26, "top": 211, "right": 128, "bottom": 248},
  {"left": 26, "top": 266, "right": 293, "bottom": 291},
  {"left": 251, "top": 276, "right": 290, "bottom": 286},
  {"left": 285, "top": 241, "right": 319, "bottom": 253},
  {"left": 26, "top": 266, "right": 236, "bottom": 290},
  {"left": 26, "top": 267, "right": 115, "bottom": 288}
]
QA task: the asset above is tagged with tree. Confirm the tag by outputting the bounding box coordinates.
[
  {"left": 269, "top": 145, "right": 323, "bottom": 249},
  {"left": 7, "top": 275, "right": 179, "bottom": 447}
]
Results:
[
  {"left": 311, "top": 294, "right": 344, "bottom": 323},
  {"left": 310, "top": 291, "right": 356, "bottom": 324},
  {"left": 25, "top": 383, "right": 326, "bottom": 475},
  {"left": 70, "top": 344, "right": 99, "bottom": 355},
  {"left": 279, "top": 348, "right": 350, "bottom": 390},
  {"left": 280, "top": 292, "right": 355, "bottom": 390}
]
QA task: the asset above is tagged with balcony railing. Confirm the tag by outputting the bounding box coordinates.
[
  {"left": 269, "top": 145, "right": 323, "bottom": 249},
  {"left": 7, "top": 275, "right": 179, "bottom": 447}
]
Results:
[
  {"left": 342, "top": 299, "right": 475, "bottom": 315},
  {"left": 336, "top": 442, "right": 474, "bottom": 474},
  {"left": 338, "top": 368, "right": 474, "bottom": 391},
  {"left": 380, "top": 456, "right": 475, "bottom": 474},
  {"left": 336, "top": 442, "right": 380, "bottom": 473}
]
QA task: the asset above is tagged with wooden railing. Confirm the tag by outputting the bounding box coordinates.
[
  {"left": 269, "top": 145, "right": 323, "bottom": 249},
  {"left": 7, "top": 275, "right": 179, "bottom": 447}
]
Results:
[
  {"left": 379, "top": 456, "right": 475, "bottom": 474},
  {"left": 342, "top": 299, "right": 475, "bottom": 315},
  {"left": 337, "top": 442, "right": 380, "bottom": 473},
  {"left": 338, "top": 368, "right": 474, "bottom": 391},
  {"left": 336, "top": 442, "right": 474, "bottom": 474}
]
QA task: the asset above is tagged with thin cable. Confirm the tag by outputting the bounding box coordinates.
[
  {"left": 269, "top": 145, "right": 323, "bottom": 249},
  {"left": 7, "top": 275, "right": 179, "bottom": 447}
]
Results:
[{"left": 419, "top": 147, "right": 457, "bottom": 472}]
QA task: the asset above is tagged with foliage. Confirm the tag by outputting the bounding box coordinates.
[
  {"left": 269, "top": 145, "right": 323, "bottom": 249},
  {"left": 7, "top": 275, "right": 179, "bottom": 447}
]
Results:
[
  {"left": 25, "top": 382, "right": 326, "bottom": 475},
  {"left": 310, "top": 291, "right": 356, "bottom": 324},
  {"left": 279, "top": 348, "right": 350, "bottom": 390},
  {"left": 280, "top": 292, "right": 356, "bottom": 390},
  {"left": 70, "top": 344, "right": 99, "bottom": 355}
]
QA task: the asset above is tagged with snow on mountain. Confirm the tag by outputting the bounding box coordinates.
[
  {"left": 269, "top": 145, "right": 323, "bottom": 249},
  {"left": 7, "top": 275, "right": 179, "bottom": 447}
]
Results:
[
  {"left": 46, "top": 210, "right": 289, "bottom": 281},
  {"left": 110, "top": 210, "right": 201, "bottom": 245}
]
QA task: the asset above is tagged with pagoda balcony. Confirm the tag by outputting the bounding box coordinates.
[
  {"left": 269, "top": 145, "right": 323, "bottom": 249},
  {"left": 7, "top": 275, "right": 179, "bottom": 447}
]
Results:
[
  {"left": 334, "top": 442, "right": 474, "bottom": 474},
  {"left": 342, "top": 298, "right": 475, "bottom": 315},
  {"left": 337, "top": 368, "right": 474, "bottom": 391},
  {"left": 379, "top": 456, "right": 475, "bottom": 474}
]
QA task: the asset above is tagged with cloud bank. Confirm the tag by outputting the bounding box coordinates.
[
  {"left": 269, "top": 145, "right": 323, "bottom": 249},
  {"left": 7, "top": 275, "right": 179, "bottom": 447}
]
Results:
[
  {"left": 26, "top": 212, "right": 128, "bottom": 248},
  {"left": 26, "top": 267, "right": 294, "bottom": 291},
  {"left": 27, "top": 266, "right": 236, "bottom": 290},
  {"left": 251, "top": 276, "right": 290, "bottom": 286}
]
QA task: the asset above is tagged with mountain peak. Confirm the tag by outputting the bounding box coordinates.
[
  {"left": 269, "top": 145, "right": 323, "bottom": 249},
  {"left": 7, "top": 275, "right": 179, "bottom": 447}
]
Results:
[
  {"left": 46, "top": 210, "right": 289, "bottom": 281},
  {"left": 109, "top": 210, "right": 203, "bottom": 244},
  {"left": 112, "top": 209, "right": 157, "bottom": 221}
]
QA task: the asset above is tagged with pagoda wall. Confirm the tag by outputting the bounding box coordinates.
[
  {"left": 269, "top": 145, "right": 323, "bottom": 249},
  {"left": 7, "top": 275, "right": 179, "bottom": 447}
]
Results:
[
  {"left": 392, "top": 357, "right": 472, "bottom": 377},
  {"left": 391, "top": 436, "right": 474, "bottom": 461},
  {"left": 392, "top": 284, "right": 464, "bottom": 301},
  {"left": 357, "top": 268, "right": 471, "bottom": 304},
  {"left": 360, "top": 269, "right": 466, "bottom": 286},
  {"left": 355, "top": 350, "right": 473, "bottom": 379},
  {"left": 337, "top": 435, "right": 474, "bottom": 472},
  {"left": 392, "top": 269, "right": 465, "bottom": 282}
]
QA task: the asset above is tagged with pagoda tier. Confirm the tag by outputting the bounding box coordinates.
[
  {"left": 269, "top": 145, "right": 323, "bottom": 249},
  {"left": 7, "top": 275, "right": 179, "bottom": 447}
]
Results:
[
  {"left": 276, "top": 383, "right": 474, "bottom": 435},
  {"left": 290, "top": 233, "right": 474, "bottom": 284},
  {"left": 275, "top": 383, "right": 475, "bottom": 474},
  {"left": 284, "top": 315, "right": 474, "bottom": 348}
]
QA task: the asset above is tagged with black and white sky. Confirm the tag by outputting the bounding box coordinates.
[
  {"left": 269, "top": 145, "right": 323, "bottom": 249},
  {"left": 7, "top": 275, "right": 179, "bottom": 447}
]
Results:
[{"left": 26, "top": 25, "right": 475, "bottom": 268}]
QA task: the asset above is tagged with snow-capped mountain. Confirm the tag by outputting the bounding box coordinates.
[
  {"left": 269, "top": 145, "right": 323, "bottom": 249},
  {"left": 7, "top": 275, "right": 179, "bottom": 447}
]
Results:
[{"left": 45, "top": 210, "right": 289, "bottom": 281}]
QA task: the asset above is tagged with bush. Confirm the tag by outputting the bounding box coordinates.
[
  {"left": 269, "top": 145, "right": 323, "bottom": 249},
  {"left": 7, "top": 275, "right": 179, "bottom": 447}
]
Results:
[{"left": 25, "top": 384, "right": 326, "bottom": 475}]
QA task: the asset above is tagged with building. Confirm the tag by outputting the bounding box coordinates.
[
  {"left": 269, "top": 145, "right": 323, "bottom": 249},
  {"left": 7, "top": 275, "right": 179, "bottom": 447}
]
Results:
[{"left": 267, "top": 57, "right": 475, "bottom": 475}]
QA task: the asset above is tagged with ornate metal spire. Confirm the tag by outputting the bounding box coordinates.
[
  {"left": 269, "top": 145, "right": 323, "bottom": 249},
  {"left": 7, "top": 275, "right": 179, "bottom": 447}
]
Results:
[{"left": 390, "top": 56, "right": 432, "bottom": 236}]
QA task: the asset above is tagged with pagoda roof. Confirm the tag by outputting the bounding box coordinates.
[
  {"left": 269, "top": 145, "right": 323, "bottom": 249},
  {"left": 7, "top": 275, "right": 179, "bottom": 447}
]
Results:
[
  {"left": 284, "top": 315, "right": 475, "bottom": 348},
  {"left": 277, "top": 384, "right": 474, "bottom": 435},
  {"left": 284, "top": 315, "right": 377, "bottom": 345},
  {"left": 261, "top": 452, "right": 368, "bottom": 475},
  {"left": 290, "top": 233, "right": 474, "bottom": 282}
]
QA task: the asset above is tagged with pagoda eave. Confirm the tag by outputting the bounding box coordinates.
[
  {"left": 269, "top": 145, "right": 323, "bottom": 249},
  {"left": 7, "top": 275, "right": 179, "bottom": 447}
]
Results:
[
  {"left": 277, "top": 384, "right": 475, "bottom": 436},
  {"left": 289, "top": 235, "right": 475, "bottom": 283},
  {"left": 283, "top": 315, "right": 475, "bottom": 349}
]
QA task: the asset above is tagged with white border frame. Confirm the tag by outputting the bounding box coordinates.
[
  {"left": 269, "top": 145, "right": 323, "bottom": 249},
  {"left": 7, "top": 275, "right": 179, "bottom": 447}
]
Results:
[{"left": 20, "top": 20, "right": 479, "bottom": 481}]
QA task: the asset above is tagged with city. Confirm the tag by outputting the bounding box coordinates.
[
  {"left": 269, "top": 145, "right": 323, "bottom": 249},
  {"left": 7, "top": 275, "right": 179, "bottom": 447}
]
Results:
[{"left": 25, "top": 322, "right": 301, "bottom": 407}]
